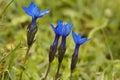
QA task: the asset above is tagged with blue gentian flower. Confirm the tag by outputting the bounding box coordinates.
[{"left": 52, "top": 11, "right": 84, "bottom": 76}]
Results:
[
  {"left": 50, "top": 20, "right": 63, "bottom": 36},
  {"left": 58, "top": 22, "right": 73, "bottom": 63},
  {"left": 50, "top": 20, "right": 64, "bottom": 47},
  {"left": 49, "top": 20, "right": 73, "bottom": 62},
  {"left": 51, "top": 21, "right": 73, "bottom": 49},
  {"left": 22, "top": 2, "right": 50, "bottom": 47},
  {"left": 55, "top": 22, "right": 72, "bottom": 79},
  {"left": 72, "top": 31, "right": 89, "bottom": 46},
  {"left": 49, "top": 20, "right": 63, "bottom": 62},
  {"left": 71, "top": 31, "right": 89, "bottom": 72},
  {"left": 60, "top": 22, "right": 73, "bottom": 49},
  {"left": 61, "top": 23, "right": 73, "bottom": 37},
  {"left": 22, "top": 2, "right": 50, "bottom": 19}
]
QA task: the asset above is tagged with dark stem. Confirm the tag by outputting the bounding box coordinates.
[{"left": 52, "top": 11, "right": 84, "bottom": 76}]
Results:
[
  {"left": 19, "top": 46, "right": 30, "bottom": 80},
  {"left": 55, "top": 62, "right": 61, "bottom": 80},
  {"left": 70, "top": 71, "right": 73, "bottom": 80},
  {"left": 54, "top": 37, "right": 66, "bottom": 80},
  {"left": 23, "top": 47, "right": 30, "bottom": 64},
  {"left": 70, "top": 45, "right": 80, "bottom": 80},
  {"left": 43, "top": 62, "right": 51, "bottom": 80},
  {"left": 49, "top": 35, "right": 60, "bottom": 62},
  {"left": 61, "top": 36, "right": 66, "bottom": 49},
  {"left": 53, "top": 35, "right": 60, "bottom": 47},
  {"left": 0, "top": 0, "right": 14, "bottom": 18}
]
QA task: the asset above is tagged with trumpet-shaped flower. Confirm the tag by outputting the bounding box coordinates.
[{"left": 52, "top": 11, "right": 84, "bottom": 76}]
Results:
[
  {"left": 49, "top": 20, "right": 73, "bottom": 62},
  {"left": 72, "top": 31, "right": 89, "bottom": 46},
  {"left": 22, "top": 2, "right": 50, "bottom": 19},
  {"left": 61, "top": 23, "right": 73, "bottom": 37},
  {"left": 22, "top": 2, "right": 50, "bottom": 47},
  {"left": 60, "top": 22, "right": 72, "bottom": 49},
  {"left": 50, "top": 20, "right": 63, "bottom": 36},
  {"left": 58, "top": 21, "right": 72, "bottom": 61},
  {"left": 49, "top": 20, "right": 63, "bottom": 62},
  {"left": 71, "top": 31, "right": 89, "bottom": 72},
  {"left": 55, "top": 21, "right": 72, "bottom": 78},
  {"left": 50, "top": 20, "right": 73, "bottom": 37}
]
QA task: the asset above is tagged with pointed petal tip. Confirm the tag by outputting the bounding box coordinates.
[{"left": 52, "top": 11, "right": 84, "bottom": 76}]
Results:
[
  {"left": 46, "top": 9, "right": 50, "bottom": 13},
  {"left": 38, "top": 9, "right": 50, "bottom": 17},
  {"left": 67, "top": 23, "right": 73, "bottom": 29},
  {"left": 78, "top": 38, "right": 89, "bottom": 45},
  {"left": 72, "top": 31, "right": 78, "bottom": 43},
  {"left": 69, "top": 23, "right": 73, "bottom": 27},
  {"left": 58, "top": 20, "right": 63, "bottom": 24},
  {"left": 72, "top": 31, "right": 76, "bottom": 36},
  {"left": 50, "top": 24, "right": 56, "bottom": 32},
  {"left": 22, "top": 6, "right": 25, "bottom": 9},
  {"left": 50, "top": 23, "right": 54, "bottom": 28},
  {"left": 22, "top": 6, "right": 27, "bottom": 11},
  {"left": 87, "top": 38, "right": 90, "bottom": 41},
  {"left": 30, "top": 2, "right": 35, "bottom": 4},
  {"left": 22, "top": 6, "right": 34, "bottom": 17}
]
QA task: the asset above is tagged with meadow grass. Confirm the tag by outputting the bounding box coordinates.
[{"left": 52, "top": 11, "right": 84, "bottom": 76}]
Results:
[{"left": 0, "top": 0, "right": 120, "bottom": 80}]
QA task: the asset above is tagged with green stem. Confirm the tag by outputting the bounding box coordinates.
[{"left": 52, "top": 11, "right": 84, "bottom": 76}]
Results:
[
  {"left": 88, "top": 18, "right": 109, "bottom": 38},
  {"left": 23, "top": 47, "right": 30, "bottom": 64},
  {"left": 19, "top": 47, "right": 30, "bottom": 80},
  {"left": 101, "top": 29, "right": 113, "bottom": 60},
  {"left": 0, "top": 0, "right": 14, "bottom": 18}
]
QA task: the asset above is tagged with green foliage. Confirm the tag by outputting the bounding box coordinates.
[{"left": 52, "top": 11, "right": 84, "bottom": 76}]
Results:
[{"left": 0, "top": 0, "right": 120, "bottom": 80}]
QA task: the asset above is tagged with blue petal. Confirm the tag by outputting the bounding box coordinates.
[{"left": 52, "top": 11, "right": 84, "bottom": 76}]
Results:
[
  {"left": 61, "top": 23, "right": 72, "bottom": 36},
  {"left": 55, "top": 20, "right": 63, "bottom": 35},
  {"left": 78, "top": 38, "right": 89, "bottom": 45},
  {"left": 32, "top": 6, "right": 41, "bottom": 18},
  {"left": 58, "top": 20, "right": 63, "bottom": 26},
  {"left": 50, "top": 24, "right": 55, "bottom": 33},
  {"left": 22, "top": 7, "right": 33, "bottom": 17},
  {"left": 77, "top": 33, "right": 82, "bottom": 40},
  {"left": 29, "top": 2, "right": 41, "bottom": 18},
  {"left": 50, "top": 21, "right": 63, "bottom": 35},
  {"left": 22, "top": 2, "right": 40, "bottom": 17},
  {"left": 50, "top": 22, "right": 63, "bottom": 35},
  {"left": 56, "top": 24, "right": 63, "bottom": 35},
  {"left": 61, "top": 26, "right": 66, "bottom": 36},
  {"left": 72, "top": 31, "right": 78, "bottom": 44},
  {"left": 28, "top": 2, "right": 38, "bottom": 10},
  {"left": 50, "top": 20, "right": 73, "bottom": 36},
  {"left": 72, "top": 31, "right": 89, "bottom": 45},
  {"left": 64, "top": 23, "right": 73, "bottom": 36},
  {"left": 38, "top": 10, "right": 50, "bottom": 17},
  {"left": 22, "top": 2, "right": 50, "bottom": 19}
]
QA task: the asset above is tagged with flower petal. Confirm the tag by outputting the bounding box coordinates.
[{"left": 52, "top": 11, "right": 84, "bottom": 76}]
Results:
[
  {"left": 22, "top": 2, "right": 50, "bottom": 19},
  {"left": 50, "top": 24, "right": 55, "bottom": 33},
  {"left": 28, "top": 2, "right": 38, "bottom": 10},
  {"left": 38, "top": 10, "right": 50, "bottom": 17},
  {"left": 61, "top": 22, "right": 72, "bottom": 36},
  {"left": 72, "top": 31, "right": 89, "bottom": 45},
  {"left": 56, "top": 24, "right": 63, "bottom": 35},
  {"left": 78, "top": 38, "right": 89, "bottom": 45},
  {"left": 72, "top": 31, "right": 78, "bottom": 44},
  {"left": 32, "top": 6, "right": 41, "bottom": 18},
  {"left": 55, "top": 20, "right": 63, "bottom": 35},
  {"left": 77, "top": 33, "right": 82, "bottom": 40},
  {"left": 58, "top": 20, "right": 63, "bottom": 26},
  {"left": 22, "top": 7, "right": 33, "bottom": 17}
]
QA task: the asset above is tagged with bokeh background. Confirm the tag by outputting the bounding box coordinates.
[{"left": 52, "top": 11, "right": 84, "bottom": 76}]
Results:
[{"left": 0, "top": 0, "right": 120, "bottom": 80}]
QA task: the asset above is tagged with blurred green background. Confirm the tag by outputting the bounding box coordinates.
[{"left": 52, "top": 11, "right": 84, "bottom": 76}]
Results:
[{"left": 0, "top": 0, "right": 120, "bottom": 80}]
